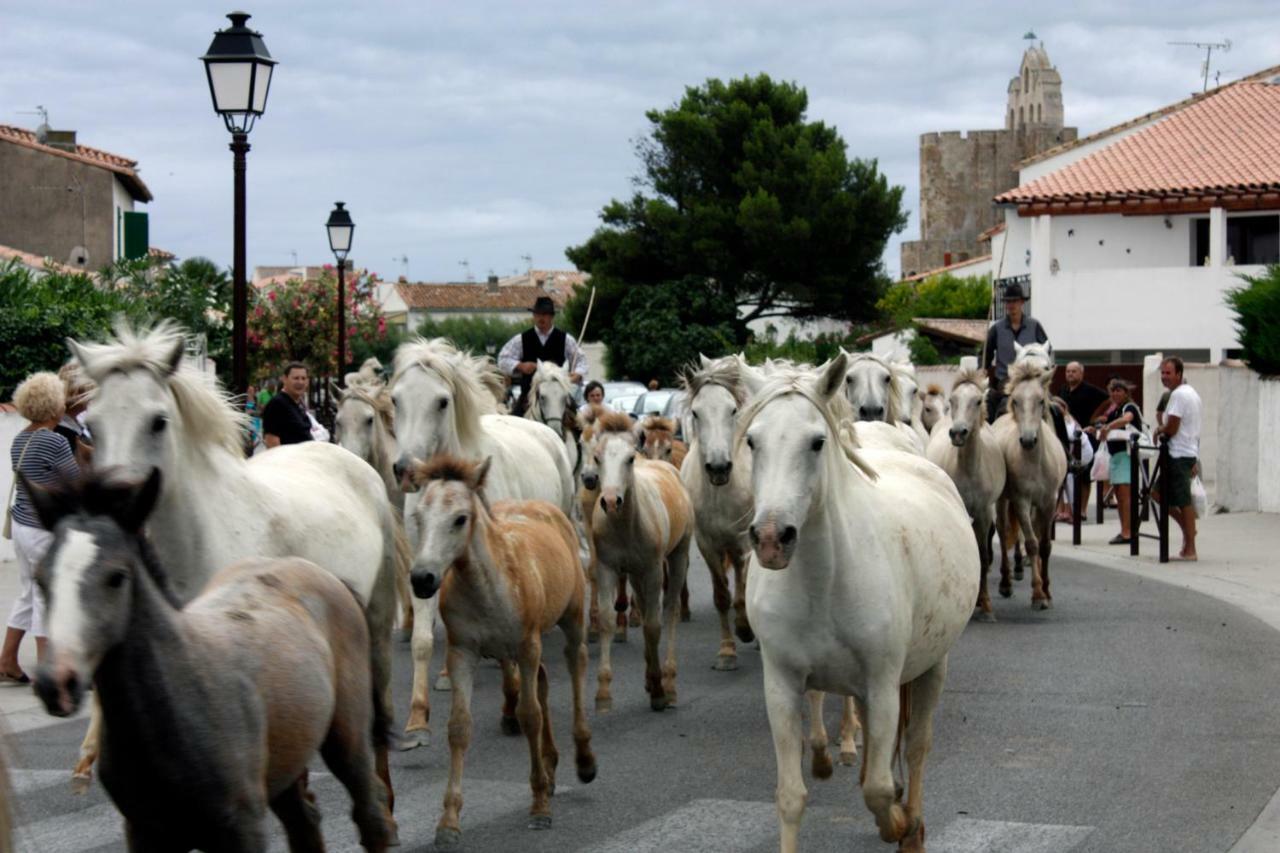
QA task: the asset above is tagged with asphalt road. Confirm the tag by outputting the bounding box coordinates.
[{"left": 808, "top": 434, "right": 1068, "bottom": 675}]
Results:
[{"left": 6, "top": 549, "right": 1280, "bottom": 852}]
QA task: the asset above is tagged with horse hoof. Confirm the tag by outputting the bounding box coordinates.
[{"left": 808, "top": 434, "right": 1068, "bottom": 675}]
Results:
[
  {"left": 595, "top": 696, "right": 613, "bottom": 713},
  {"left": 577, "top": 755, "right": 598, "bottom": 784},
  {"left": 811, "top": 749, "right": 833, "bottom": 780},
  {"left": 1014, "top": 567, "right": 1024, "bottom": 581},
  {"left": 839, "top": 750, "right": 858, "bottom": 767},
  {"left": 1032, "top": 598, "right": 1050, "bottom": 611},
  {"left": 735, "top": 624, "right": 756, "bottom": 644},
  {"left": 528, "top": 814, "right": 553, "bottom": 831},
  {"left": 435, "top": 674, "right": 453, "bottom": 691},
  {"left": 974, "top": 610, "right": 996, "bottom": 623},
  {"left": 629, "top": 613, "right": 642, "bottom": 628},
  {"left": 680, "top": 609, "right": 692, "bottom": 623},
  {"left": 898, "top": 817, "right": 925, "bottom": 852},
  {"left": 398, "top": 729, "right": 431, "bottom": 751},
  {"left": 998, "top": 585, "right": 1013, "bottom": 599},
  {"left": 587, "top": 628, "right": 599, "bottom": 644},
  {"left": 434, "top": 826, "right": 461, "bottom": 850},
  {"left": 615, "top": 630, "right": 627, "bottom": 644},
  {"left": 712, "top": 655, "right": 739, "bottom": 671},
  {"left": 70, "top": 771, "right": 92, "bottom": 796},
  {"left": 500, "top": 715, "right": 522, "bottom": 736},
  {"left": 650, "top": 694, "right": 669, "bottom": 712},
  {"left": 396, "top": 628, "right": 413, "bottom": 643}
]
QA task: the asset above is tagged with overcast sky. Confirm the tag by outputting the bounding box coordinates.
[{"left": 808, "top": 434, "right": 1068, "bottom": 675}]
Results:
[{"left": 6, "top": 1, "right": 1279, "bottom": 282}]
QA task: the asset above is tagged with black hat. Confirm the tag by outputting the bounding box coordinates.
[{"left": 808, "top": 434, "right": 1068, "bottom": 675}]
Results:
[
  {"left": 1002, "top": 280, "right": 1028, "bottom": 301},
  {"left": 529, "top": 296, "right": 556, "bottom": 315}
]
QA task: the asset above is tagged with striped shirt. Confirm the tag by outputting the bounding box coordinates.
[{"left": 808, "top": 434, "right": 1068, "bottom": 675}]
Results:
[{"left": 9, "top": 429, "right": 79, "bottom": 529}]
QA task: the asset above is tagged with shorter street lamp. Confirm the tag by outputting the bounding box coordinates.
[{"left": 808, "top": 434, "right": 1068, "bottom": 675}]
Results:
[
  {"left": 326, "top": 201, "right": 355, "bottom": 381},
  {"left": 201, "top": 10, "right": 276, "bottom": 397}
]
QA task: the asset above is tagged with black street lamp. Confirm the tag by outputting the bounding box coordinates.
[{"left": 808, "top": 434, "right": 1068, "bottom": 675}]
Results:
[
  {"left": 326, "top": 202, "right": 355, "bottom": 381},
  {"left": 201, "top": 11, "right": 276, "bottom": 396}
]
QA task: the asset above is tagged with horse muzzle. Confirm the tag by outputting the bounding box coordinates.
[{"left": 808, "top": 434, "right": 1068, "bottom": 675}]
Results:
[
  {"left": 705, "top": 461, "right": 733, "bottom": 486},
  {"left": 949, "top": 427, "right": 970, "bottom": 447},
  {"left": 600, "top": 491, "right": 625, "bottom": 514},
  {"left": 857, "top": 405, "right": 885, "bottom": 422},
  {"left": 1019, "top": 434, "right": 1039, "bottom": 450},
  {"left": 748, "top": 518, "right": 797, "bottom": 570},
  {"left": 581, "top": 472, "right": 599, "bottom": 492},
  {"left": 34, "top": 664, "right": 84, "bottom": 718},
  {"left": 410, "top": 569, "right": 441, "bottom": 599}
]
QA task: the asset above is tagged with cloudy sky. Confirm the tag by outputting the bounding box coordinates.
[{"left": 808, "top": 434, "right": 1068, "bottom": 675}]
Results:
[{"left": 7, "top": 1, "right": 1279, "bottom": 282}]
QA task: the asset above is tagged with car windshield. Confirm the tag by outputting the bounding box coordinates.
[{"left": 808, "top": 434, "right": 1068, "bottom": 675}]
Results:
[
  {"left": 610, "top": 395, "right": 641, "bottom": 413},
  {"left": 602, "top": 382, "right": 647, "bottom": 404},
  {"left": 634, "top": 390, "right": 676, "bottom": 416}
]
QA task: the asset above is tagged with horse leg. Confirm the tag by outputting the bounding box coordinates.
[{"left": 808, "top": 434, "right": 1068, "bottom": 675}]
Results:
[
  {"left": 269, "top": 775, "right": 326, "bottom": 853},
  {"left": 680, "top": 578, "right": 691, "bottom": 623},
  {"left": 559, "top": 605, "right": 597, "bottom": 785},
  {"left": 434, "top": 646, "right": 476, "bottom": 851},
  {"left": 71, "top": 693, "right": 102, "bottom": 793},
  {"left": 704, "top": 542, "right": 738, "bottom": 671},
  {"left": 500, "top": 659, "right": 522, "bottom": 735},
  {"left": 1015, "top": 500, "right": 1047, "bottom": 610},
  {"left": 516, "top": 647, "right": 553, "bottom": 829},
  {"left": 637, "top": 571, "right": 667, "bottom": 711},
  {"left": 806, "top": 690, "right": 833, "bottom": 780},
  {"left": 403, "top": 593, "right": 435, "bottom": 749},
  {"left": 536, "top": 662, "right": 559, "bottom": 796},
  {"left": 838, "top": 696, "right": 861, "bottom": 767},
  {"left": 996, "top": 498, "right": 1013, "bottom": 598},
  {"left": 594, "top": 564, "right": 618, "bottom": 711},
  {"left": 862, "top": 678, "right": 911, "bottom": 844},
  {"left": 763, "top": 656, "right": 808, "bottom": 853},
  {"left": 1012, "top": 514, "right": 1025, "bottom": 581},
  {"left": 731, "top": 549, "right": 754, "bottom": 644},
  {"left": 395, "top": 558, "right": 414, "bottom": 643},
  {"left": 660, "top": 541, "right": 691, "bottom": 705},
  {"left": 615, "top": 576, "right": 630, "bottom": 643},
  {"left": 585, "top": 532, "right": 601, "bottom": 644},
  {"left": 1038, "top": 503, "right": 1054, "bottom": 605},
  {"left": 898, "top": 660, "right": 948, "bottom": 853},
  {"left": 974, "top": 513, "right": 995, "bottom": 622}
]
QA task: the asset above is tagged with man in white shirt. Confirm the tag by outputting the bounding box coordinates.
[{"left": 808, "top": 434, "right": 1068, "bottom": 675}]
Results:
[
  {"left": 1155, "top": 356, "right": 1202, "bottom": 560},
  {"left": 497, "top": 295, "right": 588, "bottom": 416}
]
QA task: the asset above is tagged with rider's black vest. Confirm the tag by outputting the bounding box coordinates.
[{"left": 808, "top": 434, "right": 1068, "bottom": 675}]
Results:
[{"left": 516, "top": 328, "right": 567, "bottom": 415}]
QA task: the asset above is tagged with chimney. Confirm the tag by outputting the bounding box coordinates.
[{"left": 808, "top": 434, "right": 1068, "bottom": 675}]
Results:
[
  {"left": 398, "top": 275, "right": 407, "bottom": 284},
  {"left": 44, "top": 129, "right": 78, "bottom": 152},
  {"left": 943, "top": 251, "right": 952, "bottom": 266},
  {"left": 487, "top": 274, "right": 500, "bottom": 294}
]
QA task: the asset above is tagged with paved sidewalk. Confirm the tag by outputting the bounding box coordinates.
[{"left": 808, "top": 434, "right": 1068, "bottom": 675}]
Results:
[{"left": 1057, "top": 506, "right": 1280, "bottom": 853}]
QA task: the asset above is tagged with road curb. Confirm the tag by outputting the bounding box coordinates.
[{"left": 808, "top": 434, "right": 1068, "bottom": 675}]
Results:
[{"left": 1063, "top": 545, "right": 1280, "bottom": 853}]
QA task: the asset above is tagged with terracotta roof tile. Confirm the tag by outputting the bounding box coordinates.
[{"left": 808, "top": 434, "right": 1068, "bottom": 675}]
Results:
[
  {"left": 0, "top": 124, "right": 152, "bottom": 202},
  {"left": 0, "top": 243, "right": 70, "bottom": 273},
  {"left": 997, "top": 80, "right": 1280, "bottom": 206},
  {"left": 913, "top": 317, "right": 989, "bottom": 345},
  {"left": 899, "top": 254, "right": 991, "bottom": 284},
  {"left": 395, "top": 283, "right": 575, "bottom": 312}
]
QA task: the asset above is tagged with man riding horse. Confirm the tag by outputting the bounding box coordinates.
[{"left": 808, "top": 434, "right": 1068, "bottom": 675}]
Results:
[{"left": 498, "top": 295, "right": 588, "bottom": 416}]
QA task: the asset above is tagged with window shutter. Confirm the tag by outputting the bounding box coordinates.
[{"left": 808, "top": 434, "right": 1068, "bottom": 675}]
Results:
[{"left": 123, "top": 211, "right": 149, "bottom": 261}]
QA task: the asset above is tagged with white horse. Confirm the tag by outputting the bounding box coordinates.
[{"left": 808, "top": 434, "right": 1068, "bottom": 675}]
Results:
[
  {"left": 839, "top": 352, "right": 925, "bottom": 454},
  {"left": 994, "top": 361, "right": 1066, "bottom": 609},
  {"left": 920, "top": 384, "right": 949, "bottom": 436},
  {"left": 741, "top": 353, "right": 978, "bottom": 853},
  {"left": 1014, "top": 340, "right": 1055, "bottom": 372},
  {"left": 891, "top": 360, "right": 930, "bottom": 448},
  {"left": 68, "top": 321, "right": 405, "bottom": 803},
  {"left": 390, "top": 337, "right": 574, "bottom": 746},
  {"left": 523, "top": 360, "right": 581, "bottom": 481},
  {"left": 926, "top": 368, "right": 1007, "bottom": 621}
]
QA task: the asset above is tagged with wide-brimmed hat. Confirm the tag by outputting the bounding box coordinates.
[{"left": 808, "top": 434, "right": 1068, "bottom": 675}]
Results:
[
  {"left": 528, "top": 296, "right": 556, "bottom": 315},
  {"left": 1002, "top": 280, "right": 1029, "bottom": 301}
]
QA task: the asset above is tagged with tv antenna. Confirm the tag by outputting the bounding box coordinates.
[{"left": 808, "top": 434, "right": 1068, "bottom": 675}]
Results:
[
  {"left": 17, "top": 105, "right": 49, "bottom": 124},
  {"left": 520, "top": 253, "right": 533, "bottom": 275},
  {"left": 1169, "top": 39, "right": 1231, "bottom": 92},
  {"left": 393, "top": 254, "right": 409, "bottom": 280},
  {"left": 289, "top": 249, "right": 298, "bottom": 266},
  {"left": 457, "top": 259, "right": 474, "bottom": 282}
]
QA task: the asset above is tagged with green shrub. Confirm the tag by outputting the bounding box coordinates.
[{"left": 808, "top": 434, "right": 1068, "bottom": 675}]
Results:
[
  {"left": 1227, "top": 266, "right": 1280, "bottom": 376},
  {"left": 414, "top": 315, "right": 528, "bottom": 358}
]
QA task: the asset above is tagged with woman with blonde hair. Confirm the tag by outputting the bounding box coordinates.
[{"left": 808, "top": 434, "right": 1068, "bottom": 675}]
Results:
[
  {"left": 1, "top": 371, "right": 79, "bottom": 683},
  {"left": 1098, "top": 378, "right": 1142, "bottom": 545}
]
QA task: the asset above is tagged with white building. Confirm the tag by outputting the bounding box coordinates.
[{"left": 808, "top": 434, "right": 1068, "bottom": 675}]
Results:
[{"left": 990, "top": 67, "right": 1280, "bottom": 365}]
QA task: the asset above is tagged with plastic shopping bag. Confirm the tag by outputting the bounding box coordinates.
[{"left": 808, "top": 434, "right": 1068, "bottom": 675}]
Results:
[
  {"left": 1091, "top": 440, "right": 1111, "bottom": 481},
  {"left": 1191, "top": 475, "right": 1208, "bottom": 518}
]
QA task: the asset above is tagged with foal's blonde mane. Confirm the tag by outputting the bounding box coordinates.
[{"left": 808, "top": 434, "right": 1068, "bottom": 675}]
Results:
[
  {"left": 393, "top": 337, "right": 503, "bottom": 448},
  {"left": 736, "top": 368, "right": 878, "bottom": 483},
  {"left": 72, "top": 320, "right": 247, "bottom": 456}
]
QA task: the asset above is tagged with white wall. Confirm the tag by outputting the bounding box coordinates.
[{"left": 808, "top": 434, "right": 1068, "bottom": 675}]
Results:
[
  {"left": 1049, "top": 213, "right": 1194, "bottom": 271},
  {"left": 871, "top": 329, "right": 913, "bottom": 361},
  {"left": 0, "top": 412, "right": 23, "bottom": 561},
  {"left": 746, "top": 314, "right": 850, "bottom": 341},
  {"left": 1214, "top": 366, "right": 1280, "bottom": 513}
]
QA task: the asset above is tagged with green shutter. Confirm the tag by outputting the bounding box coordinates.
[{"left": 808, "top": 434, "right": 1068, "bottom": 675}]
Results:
[{"left": 123, "top": 211, "right": 149, "bottom": 261}]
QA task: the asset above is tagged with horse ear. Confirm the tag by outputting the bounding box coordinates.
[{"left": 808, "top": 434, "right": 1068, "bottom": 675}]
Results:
[
  {"left": 817, "top": 352, "right": 848, "bottom": 401},
  {"left": 1013, "top": 341, "right": 1026, "bottom": 359},
  {"left": 117, "top": 468, "right": 163, "bottom": 532},
  {"left": 66, "top": 337, "right": 92, "bottom": 374},
  {"left": 20, "top": 472, "right": 75, "bottom": 531},
  {"left": 472, "top": 457, "right": 492, "bottom": 493},
  {"left": 699, "top": 353, "right": 713, "bottom": 369},
  {"left": 739, "top": 361, "right": 766, "bottom": 397},
  {"left": 162, "top": 337, "right": 184, "bottom": 376},
  {"left": 634, "top": 422, "right": 647, "bottom": 450},
  {"left": 331, "top": 379, "right": 345, "bottom": 401}
]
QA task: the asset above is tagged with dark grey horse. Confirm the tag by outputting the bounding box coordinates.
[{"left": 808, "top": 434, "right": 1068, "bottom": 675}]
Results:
[{"left": 27, "top": 470, "right": 395, "bottom": 852}]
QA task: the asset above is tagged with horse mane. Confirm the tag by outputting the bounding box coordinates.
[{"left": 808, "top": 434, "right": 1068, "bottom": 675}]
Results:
[
  {"left": 72, "top": 319, "right": 247, "bottom": 456},
  {"left": 1004, "top": 359, "right": 1051, "bottom": 393},
  {"left": 408, "top": 453, "right": 479, "bottom": 486},
  {"left": 925, "top": 383, "right": 945, "bottom": 396},
  {"left": 344, "top": 383, "right": 395, "bottom": 433},
  {"left": 951, "top": 366, "right": 988, "bottom": 393},
  {"left": 679, "top": 355, "right": 748, "bottom": 408},
  {"left": 595, "top": 410, "right": 636, "bottom": 435},
  {"left": 641, "top": 415, "right": 676, "bottom": 436},
  {"left": 736, "top": 369, "right": 878, "bottom": 484},
  {"left": 393, "top": 337, "right": 502, "bottom": 447},
  {"left": 344, "top": 357, "right": 384, "bottom": 388}
]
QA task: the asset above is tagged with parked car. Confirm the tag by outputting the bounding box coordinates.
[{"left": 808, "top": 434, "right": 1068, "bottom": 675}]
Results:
[
  {"left": 602, "top": 381, "right": 647, "bottom": 412},
  {"left": 632, "top": 389, "right": 679, "bottom": 418},
  {"left": 609, "top": 394, "right": 643, "bottom": 415}
]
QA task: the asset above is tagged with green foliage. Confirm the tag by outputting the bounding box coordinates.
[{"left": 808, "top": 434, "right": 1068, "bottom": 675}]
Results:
[
  {"left": 248, "top": 269, "right": 388, "bottom": 381},
  {"left": 604, "top": 277, "right": 738, "bottom": 384},
  {"left": 0, "top": 260, "right": 125, "bottom": 399},
  {"left": 1227, "top": 265, "right": 1280, "bottom": 375},
  {"left": 566, "top": 73, "right": 907, "bottom": 357},
  {"left": 743, "top": 328, "right": 856, "bottom": 366},
  {"left": 877, "top": 272, "right": 992, "bottom": 329},
  {"left": 414, "top": 314, "right": 528, "bottom": 358},
  {"left": 908, "top": 332, "right": 943, "bottom": 366}
]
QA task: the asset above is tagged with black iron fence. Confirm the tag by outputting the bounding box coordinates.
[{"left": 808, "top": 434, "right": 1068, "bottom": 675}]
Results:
[{"left": 1071, "top": 432, "right": 1170, "bottom": 562}]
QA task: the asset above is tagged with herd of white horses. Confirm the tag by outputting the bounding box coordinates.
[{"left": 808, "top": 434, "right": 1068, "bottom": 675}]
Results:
[{"left": 25, "top": 320, "right": 1070, "bottom": 852}]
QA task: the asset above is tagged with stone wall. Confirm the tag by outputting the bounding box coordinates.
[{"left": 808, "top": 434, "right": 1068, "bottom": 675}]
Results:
[
  {"left": 1214, "top": 366, "right": 1280, "bottom": 513},
  {"left": 0, "top": 144, "right": 119, "bottom": 269}
]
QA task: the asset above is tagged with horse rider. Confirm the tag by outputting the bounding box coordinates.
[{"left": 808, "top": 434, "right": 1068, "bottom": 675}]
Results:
[
  {"left": 498, "top": 295, "right": 589, "bottom": 417},
  {"left": 983, "top": 280, "right": 1070, "bottom": 450}
]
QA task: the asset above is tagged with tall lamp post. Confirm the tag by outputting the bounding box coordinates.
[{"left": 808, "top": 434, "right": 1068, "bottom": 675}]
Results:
[
  {"left": 201, "top": 11, "right": 276, "bottom": 396},
  {"left": 326, "top": 202, "right": 355, "bottom": 382}
]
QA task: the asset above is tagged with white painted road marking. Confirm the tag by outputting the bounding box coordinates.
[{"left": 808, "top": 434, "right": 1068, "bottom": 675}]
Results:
[
  {"left": 578, "top": 799, "right": 777, "bottom": 853},
  {"left": 931, "top": 817, "right": 1093, "bottom": 852}
]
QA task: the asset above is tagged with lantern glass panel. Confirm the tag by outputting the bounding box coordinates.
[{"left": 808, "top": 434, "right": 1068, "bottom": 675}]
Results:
[{"left": 208, "top": 61, "right": 253, "bottom": 113}]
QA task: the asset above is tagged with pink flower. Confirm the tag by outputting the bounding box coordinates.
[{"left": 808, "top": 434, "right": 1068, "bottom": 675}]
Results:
[{"left": 268, "top": 290, "right": 277, "bottom": 302}]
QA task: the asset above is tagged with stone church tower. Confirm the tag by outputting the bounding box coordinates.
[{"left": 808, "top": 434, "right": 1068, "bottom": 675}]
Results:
[{"left": 899, "top": 37, "right": 1077, "bottom": 277}]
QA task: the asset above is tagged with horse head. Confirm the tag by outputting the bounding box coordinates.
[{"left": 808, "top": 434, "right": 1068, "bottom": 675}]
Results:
[
  {"left": 335, "top": 383, "right": 394, "bottom": 466},
  {"left": 682, "top": 354, "right": 749, "bottom": 486},
  {"left": 403, "top": 455, "right": 491, "bottom": 600},
  {"left": 593, "top": 411, "right": 641, "bottom": 515},
  {"left": 921, "top": 383, "right": 949, "bottom": 434},
  {"left": 841, "top": 353, "right": 899, "bottom": 424},
  {"left": 947, "top": 369, "right": 987, "bottom": 448},
  {"left": 25, "top": 468, "right": 164, "bottom": 717},
  {"left": 1006, "top": 362, "right": 1054, "bottom": 450},
  {"left": 1013, "top": 340, "right": 1055, "bottom": 372},
  {"left": 69, "top": 321, "right": 245, "bottom": 488},
  {"left": 527, "top": 361, "right": 575, "bottom": 438}
]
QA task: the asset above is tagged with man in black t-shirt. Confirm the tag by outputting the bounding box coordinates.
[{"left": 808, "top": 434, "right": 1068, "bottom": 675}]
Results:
[
  {"left": 1059, "top": 362, "right": 1108, "bottom": 448},
  {"left": 261, "top": 362, "right": 313, "bottom": 447}
]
